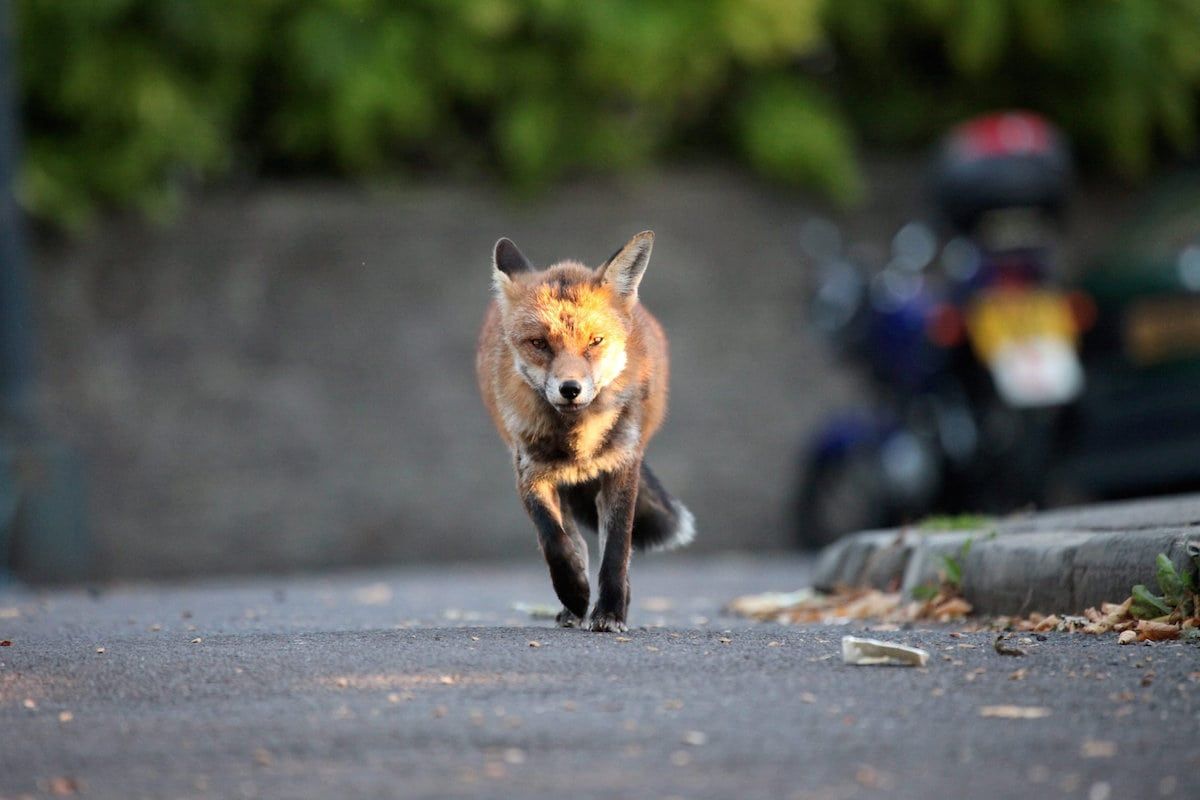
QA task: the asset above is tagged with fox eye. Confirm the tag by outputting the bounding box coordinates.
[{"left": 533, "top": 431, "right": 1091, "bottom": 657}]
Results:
[
  {"left": 529, "top": 338, "right": 549, "bottom": 351},
  {"left": 589, "top": 336, "right": 604, "bottom": 348}
]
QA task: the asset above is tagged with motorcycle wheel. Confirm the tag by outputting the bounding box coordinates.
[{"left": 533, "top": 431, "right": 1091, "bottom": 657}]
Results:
[{"left": 794, "top": 449, "right": 890, "bottom": 551}]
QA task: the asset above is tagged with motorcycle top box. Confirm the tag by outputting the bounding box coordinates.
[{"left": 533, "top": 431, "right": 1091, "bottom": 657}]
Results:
[{"left": 932, "top": 111, "right": 1072, "bottom": 236}]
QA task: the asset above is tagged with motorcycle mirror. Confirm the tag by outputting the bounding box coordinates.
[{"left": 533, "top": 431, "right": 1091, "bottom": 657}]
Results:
[
  {"left": 799, "top": 217, "right": 843, "bottom": 263},
  {"left": 890, "top": 222, "right": 938, "bottom": 272}
]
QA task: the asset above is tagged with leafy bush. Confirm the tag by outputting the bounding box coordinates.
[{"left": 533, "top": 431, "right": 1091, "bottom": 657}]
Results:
[{"left": 16, "top": 0, "right": 1200, "bottom": 229}]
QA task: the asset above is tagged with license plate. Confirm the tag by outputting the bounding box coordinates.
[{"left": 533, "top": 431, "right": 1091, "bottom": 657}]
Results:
[
  {"left": 1124, "top": 297, "right": 1200, "bottom": 365},
  {"left": 966, "top": 290, "right": 1076, "bottom": 362}
]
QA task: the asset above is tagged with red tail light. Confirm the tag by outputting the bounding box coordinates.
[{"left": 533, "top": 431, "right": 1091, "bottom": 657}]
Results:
[{"left": 927, "top": 303, "right": 965, "bottom": 348}]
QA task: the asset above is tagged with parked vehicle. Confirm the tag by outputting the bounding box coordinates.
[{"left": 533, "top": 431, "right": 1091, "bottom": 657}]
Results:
[
  {"left": 1058, "top": 176, "right": 1200, "bottom": 499},
  {"left": 795, "top": 112, "right": 1091, "bottom": 548}
]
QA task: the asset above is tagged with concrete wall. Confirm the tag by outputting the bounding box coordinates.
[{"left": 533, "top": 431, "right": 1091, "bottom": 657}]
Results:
[{"left": 32, "top": 163, "right": 1134, "bottom": 578}]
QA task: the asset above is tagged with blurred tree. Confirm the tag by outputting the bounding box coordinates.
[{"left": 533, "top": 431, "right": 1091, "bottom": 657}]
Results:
[
  {"left": 824, "top": 0, "right": 1200, "bottom": 176},
  {"left": 14, "top": 0, "right": 1200, "bottom": 230}
]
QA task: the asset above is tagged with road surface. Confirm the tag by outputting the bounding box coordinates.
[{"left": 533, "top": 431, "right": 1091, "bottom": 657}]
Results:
[{"left": 1, "top": 555, "right": 1196, "bottom": 799}]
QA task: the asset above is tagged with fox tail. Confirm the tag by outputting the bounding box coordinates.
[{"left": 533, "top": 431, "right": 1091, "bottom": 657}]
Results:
[
  {"left": 561, "top": 463, "right": 695, "bottom": 552},
  {"left": 630, "top": 464, "right": 695, "bottom": 552}
]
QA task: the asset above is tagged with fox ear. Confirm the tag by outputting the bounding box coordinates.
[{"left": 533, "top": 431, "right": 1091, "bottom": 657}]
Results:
[
  {"left": 598, "top": 230, "right": 654, "bottom": 302},
  {"left": 493, "top": 238, "right": 533, "bottom": 282}
]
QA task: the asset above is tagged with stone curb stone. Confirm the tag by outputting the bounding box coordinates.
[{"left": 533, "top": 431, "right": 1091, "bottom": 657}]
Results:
[{"left": 811, "top": 495, "right": 1200, "bottom": 615}]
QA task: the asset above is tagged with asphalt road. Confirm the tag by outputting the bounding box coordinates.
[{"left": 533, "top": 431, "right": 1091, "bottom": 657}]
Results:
[{"left": 2, "top": 555, "right": 1197, "bottom": 800}]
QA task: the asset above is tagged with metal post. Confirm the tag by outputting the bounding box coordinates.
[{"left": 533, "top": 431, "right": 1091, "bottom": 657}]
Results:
[
  {"left": 0, "top": 0, "right": 32, "bottom": 428},
  {"left": 0, "top": 0, "right": 89, "bottom": 583}
]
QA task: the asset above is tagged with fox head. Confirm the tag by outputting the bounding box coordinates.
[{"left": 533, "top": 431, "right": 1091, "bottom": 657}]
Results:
[{"left": 491, "top": 231, "right": 654, "bottom": 415}]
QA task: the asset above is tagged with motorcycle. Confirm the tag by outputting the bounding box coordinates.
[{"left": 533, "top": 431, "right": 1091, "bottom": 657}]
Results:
[{"left": 795, "top": 112, "right": 1094, "bottom": 549}]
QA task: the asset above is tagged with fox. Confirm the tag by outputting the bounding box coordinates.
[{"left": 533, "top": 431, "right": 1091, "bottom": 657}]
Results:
[{"left": 476, "top": 231, "right": 694, "bottom": 632}]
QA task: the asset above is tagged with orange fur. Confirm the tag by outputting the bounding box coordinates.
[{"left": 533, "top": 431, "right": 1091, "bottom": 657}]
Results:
[{"left": 477, "top": 262, "right": 668, "bottom": 475}]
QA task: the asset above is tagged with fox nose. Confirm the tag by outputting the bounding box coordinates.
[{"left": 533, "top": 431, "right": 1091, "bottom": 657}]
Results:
[{"left": 559, "top": 381, "right": 582, "bottom": 400}]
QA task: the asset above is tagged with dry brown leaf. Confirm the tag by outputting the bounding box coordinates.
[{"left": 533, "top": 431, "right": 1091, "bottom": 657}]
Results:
[
  {"left": 979, "top": 705, "right": 1051, "bottom": 719},
  {"left": 1117, "top": 630, "right": 1138, "bottom": 645},
  {"left": 1033, "top": 615, "right": 1060, "bottom": 632},
  {"left": 47, "top": 776, "right": 80, "bottom": 796},
  {"left": 1080, "top": 740, "right": 1117, "bottom": 759},
  {"left": 933, "top": 597, "right": 973, "bottom": 620},
  {"left": 1135, "top": 620, "right": 1180, "bottom": 642}
]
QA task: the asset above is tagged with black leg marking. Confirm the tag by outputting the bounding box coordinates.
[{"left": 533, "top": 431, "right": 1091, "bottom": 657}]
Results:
[
  {"left": 589, "top": 460, "right": 640, "bottom": 633},
  {"left": 523, "top": 482, "right": 590, "bottom": 620}
]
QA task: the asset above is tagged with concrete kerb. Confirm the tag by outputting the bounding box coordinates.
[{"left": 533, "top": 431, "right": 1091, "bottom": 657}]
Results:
[{"left": 811, "top": 495, "right": 1200, "bottom": 616}]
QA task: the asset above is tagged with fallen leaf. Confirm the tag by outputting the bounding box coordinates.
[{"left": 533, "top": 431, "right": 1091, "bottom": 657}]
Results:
[
  {"left": 614, "top": 636, "right": 631, "bottom": 643},
  {"left": 46, "top": 776, "right": 79, "bottom": 796},
  {"left": 994, "top": 634, "right": 1026, "bottom": 657},
  {"left": 22, "top": 698, "right": 37, "bottom": 710},
  {"left": 855, "top": 765, "right": 893, "bottom": 790},
  {"left": 353, "top": 583, "right": 393, "bottom": 606},
  {"left": 58, "top": 711, "right": 74, "bottom": 723},
  {"left": 641, "top": 597, "right": 674, "bottom": 613},
  {"left": 190, "top": 638, "right": 203, "bottom": 644},
  {"left": 95, "top": 647, "right": 105, "bottom": 654},
  {"left": 979, "top": 705, "right": 1051, "bottom": 719},
  {"left": 1118, "top": 630, "right": 1138, "bottom": 645},
  {"left": 718, "top": 637, "right": 732, "bottom": 644},
  {"left": 1135, "top": 620, "right": 1180, "bottom": 642},
  {"left": 527, "top": 641, "right": 541, "bottom": 648},
  {"left": 438, "top": 675, "right": 456, "bottom": 685},
  {"left": 0, "top": 640, "right": 10, "bottom": 646},
  {"left": 1080, "top": 739, "right": 1116, "bottom": 759},
  {"left": 1009, "top": 668, "right": 1028, "bottom": 681},
  {"left": 511, "top": 601, "right": 558, "bottom": 620}
]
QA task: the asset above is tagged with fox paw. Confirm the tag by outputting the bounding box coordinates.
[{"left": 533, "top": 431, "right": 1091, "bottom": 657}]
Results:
[
  {"left": 587, "top": 610, "right": 628, "bottom": 633},
  {"left": 556, "top": 608, "right": 583, "bottom": 628}
]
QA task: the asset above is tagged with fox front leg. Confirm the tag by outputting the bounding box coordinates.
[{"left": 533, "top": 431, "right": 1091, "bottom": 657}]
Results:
[
  {"left": 590, "top": 461, "right": 640, "bottom": 633},
  {"left": 521, "top": 479, "right": 590, "bottom": 622}
]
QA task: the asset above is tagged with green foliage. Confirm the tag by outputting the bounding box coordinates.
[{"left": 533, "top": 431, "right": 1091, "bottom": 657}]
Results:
[
  {"left": 918, "top": 513, "right": 994, "bottom": 532},
  {"left": 823, "top": 0, "right": 1200, "bottom": 175},
  {"left": 1130, "top": 583, "right": 1173, "bottom": 620},
  {"left": 1129, "top": 552, "right": 1197, "bottom": 619},
  {"left": 18, "top": 0, "right": 1200, "bottom": 228}
]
